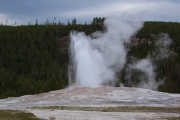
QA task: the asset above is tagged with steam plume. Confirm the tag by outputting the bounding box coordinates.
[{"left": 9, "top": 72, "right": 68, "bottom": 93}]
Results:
[
  {"left": 69, "top": 17, "right": 143, "bottom": 88},
  {"left": 124, "top": 33, "right": 172, "bottom": 90}
]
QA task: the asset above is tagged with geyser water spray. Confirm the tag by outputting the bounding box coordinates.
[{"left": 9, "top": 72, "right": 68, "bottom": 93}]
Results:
[{"left": 69, "top": 17, "right": 143, "bottom": 88}]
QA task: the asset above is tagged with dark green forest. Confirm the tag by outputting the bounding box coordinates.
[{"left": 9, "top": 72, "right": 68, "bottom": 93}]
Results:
[{"left": 0, "top": 18, "right": 180, "bottom": 98}]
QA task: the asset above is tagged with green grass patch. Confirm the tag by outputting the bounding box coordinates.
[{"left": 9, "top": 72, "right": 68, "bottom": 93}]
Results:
[
  {"left": 0, "top": 110, "right": 44, "bottom": 120},
  {"left": 166, "top": 117, "right": 180, "bottom": 120}
]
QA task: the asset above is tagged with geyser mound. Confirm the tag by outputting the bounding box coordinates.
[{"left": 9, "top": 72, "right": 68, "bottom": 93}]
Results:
[{"left": 69, "top": 17, "right": 143, "bottom": 88}]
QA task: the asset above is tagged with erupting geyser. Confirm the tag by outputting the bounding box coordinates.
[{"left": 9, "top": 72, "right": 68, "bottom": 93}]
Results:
[{"left": 69, "top": 17, "right": 143, "bottom": 88}]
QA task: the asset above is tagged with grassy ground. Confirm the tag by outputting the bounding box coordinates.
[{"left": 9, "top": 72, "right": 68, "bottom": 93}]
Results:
[
  {"left": 167, "top": 117, "right": 180, "bottom": 120},
  {"left": 0, "top": 110, "right": 44, "bottom": 120},
  {"left": 31, "top": 106, "right": 180, "bottom": 113}
]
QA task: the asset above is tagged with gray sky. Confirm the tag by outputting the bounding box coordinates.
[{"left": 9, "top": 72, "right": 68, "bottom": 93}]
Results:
[{"left": 0, "top": 0, "right": 180, "bottom": 24}]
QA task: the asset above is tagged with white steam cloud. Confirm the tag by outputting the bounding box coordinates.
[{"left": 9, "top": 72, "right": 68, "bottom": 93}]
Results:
[
  {"left": 69, "top": 16, "right": 172, "bottom": 90},
  {"left": 130, "top": 58, "right": 159, "bottom": 90},
  {"left": 69, "top": 17, "right": 143, "bottom": 88},
  {"left": 153, "top": 33, "right": 172, "bottom": 60},
  {"left": 125, "top": 33, "right": 172, "bottom": 90}
]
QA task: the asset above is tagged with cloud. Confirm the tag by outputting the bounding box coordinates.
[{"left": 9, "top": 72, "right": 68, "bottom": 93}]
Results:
[
  {"left": 63, "top": 0, "right": 180, "bottom": 22},
  {"left": 0, "top": 0, "right": 179, "bottom": 24},
  {"left": 0, "top": 14, "right": 14, "bottom": 25},
  {"left": 63, "top": 1, "right": 155, "bottom": 17},
  {"left": 0, "top": 13, "right": 24, "bottom": 25},
  {"left": 0, "top": 14, "right": 7, "bottom": 24}
]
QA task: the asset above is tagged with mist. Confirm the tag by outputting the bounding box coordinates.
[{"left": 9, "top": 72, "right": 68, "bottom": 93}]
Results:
[
  {"left": 124, "top": 33, "right": 172, "bottom": 90},
  {"left": 69, "top": 15, "right": 172, "bottom": 89},
  {"left": 127, "top": 58, "right": 159, "bottom": 90},
  {"left": 69, "top": 16, "right": 143, "bottom": 88}
]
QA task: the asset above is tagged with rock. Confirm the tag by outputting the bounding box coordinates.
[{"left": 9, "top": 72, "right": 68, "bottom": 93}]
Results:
[{"left": 0, "top": 87, "right": 180, "bottom": 120}]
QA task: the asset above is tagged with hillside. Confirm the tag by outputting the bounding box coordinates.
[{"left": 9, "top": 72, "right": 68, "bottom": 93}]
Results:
[{"left": 0, "top": 21, "right": 180, "bottom": 98}]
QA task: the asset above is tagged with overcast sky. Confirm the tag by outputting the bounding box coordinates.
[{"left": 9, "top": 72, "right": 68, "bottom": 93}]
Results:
[{"left": 0, "top": 0, "right": 180, "bottom": 24}]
